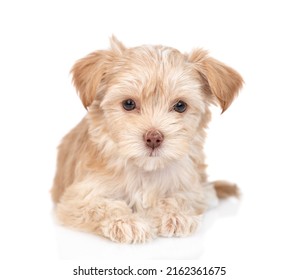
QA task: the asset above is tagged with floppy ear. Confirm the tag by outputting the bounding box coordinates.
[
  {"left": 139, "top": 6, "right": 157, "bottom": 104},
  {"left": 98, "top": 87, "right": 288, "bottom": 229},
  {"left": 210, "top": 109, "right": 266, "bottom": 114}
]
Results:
[
  {"left": 71, "top": 36, "right": 126, "bottom": 108},
  {"left": 71, "top": 51, "right": 112, "bottom": 108},
  {"left": 189, "top": 49, "right": 243, "bottom": 113}
]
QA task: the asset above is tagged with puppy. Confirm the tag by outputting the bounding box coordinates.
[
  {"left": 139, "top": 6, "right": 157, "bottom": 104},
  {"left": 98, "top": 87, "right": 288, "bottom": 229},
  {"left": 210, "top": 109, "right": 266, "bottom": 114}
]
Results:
[{"left": 52, "top": 37, "right": 243, "bottom": 243}]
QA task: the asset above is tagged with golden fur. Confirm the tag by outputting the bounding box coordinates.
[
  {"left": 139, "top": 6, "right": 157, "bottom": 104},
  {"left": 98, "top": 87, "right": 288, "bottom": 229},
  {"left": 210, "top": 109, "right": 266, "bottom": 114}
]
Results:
[{"left": 52, "top": 37, "right": 243, "bottom": 243}]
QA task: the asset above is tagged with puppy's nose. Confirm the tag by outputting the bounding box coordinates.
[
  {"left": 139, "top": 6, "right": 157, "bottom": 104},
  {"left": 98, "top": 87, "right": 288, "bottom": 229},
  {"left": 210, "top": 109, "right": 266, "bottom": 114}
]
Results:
[{"left": 144, "top": 129, "right": 164, "bottom": 149}]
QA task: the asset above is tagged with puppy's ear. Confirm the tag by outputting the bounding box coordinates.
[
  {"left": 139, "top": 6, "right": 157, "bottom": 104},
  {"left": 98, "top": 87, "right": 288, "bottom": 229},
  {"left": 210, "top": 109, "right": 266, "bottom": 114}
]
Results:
[
  {"left": 189, "top": 49, "right": 243, "bottom": 113},
  {"left": 71, "top": 37, "right": 126, "bottom": 109},
  {"left": 71, "top": 51, "right": 112, "bottom": 108},
  {"left": 110, "top": 35, "right": 126, "bottom": 54}
]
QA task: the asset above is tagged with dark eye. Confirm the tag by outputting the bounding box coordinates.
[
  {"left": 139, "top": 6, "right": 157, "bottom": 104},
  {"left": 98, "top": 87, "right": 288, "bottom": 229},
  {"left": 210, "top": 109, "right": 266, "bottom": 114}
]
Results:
[
  {"left": 122, "top": 99, "right": 136, "bottom": 111},
  {"left": 173, "top": 100, "right": 187, "bottom": 113}
]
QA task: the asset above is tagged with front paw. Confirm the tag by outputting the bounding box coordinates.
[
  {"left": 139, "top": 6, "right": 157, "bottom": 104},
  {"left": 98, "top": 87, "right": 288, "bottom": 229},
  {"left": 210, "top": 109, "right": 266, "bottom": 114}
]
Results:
[
  {"left": 158, "top": 213, "right": 200, "bottom": 237},
  {"left": 103, "top": 216, "right": 155, "bottom": 244}
]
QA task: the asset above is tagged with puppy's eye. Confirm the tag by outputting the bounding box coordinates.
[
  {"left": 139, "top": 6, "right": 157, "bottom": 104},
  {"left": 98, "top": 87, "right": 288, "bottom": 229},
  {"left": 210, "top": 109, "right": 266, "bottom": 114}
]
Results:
[
  {"left": 173, "top": 100, "right": 187, "bottom": 113},
  {"left": 122, "top": 99, "right": 136, "bottom": 111}
]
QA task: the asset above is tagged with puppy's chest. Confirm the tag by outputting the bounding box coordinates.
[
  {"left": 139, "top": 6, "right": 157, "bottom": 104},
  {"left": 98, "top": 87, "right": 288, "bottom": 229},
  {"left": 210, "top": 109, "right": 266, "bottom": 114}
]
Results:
[
  {"left": 122, "top": 163, "right": 198, "bottom": 210},
  {"left": 124, "top": 172, "right": 174, "bottom": 210}
]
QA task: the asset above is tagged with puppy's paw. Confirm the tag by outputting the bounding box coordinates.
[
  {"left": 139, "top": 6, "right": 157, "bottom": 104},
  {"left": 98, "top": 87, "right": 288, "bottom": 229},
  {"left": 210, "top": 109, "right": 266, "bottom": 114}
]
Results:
[
  {"left": 103, "top": 216, "right": 155, "bottom": 244},
  {"left": 158, "top": 213, "right": 200, "bottom": 237}
]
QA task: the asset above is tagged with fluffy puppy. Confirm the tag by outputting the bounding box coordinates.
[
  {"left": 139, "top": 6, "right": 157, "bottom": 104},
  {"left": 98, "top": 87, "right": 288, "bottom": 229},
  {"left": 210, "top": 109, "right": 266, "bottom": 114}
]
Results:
[{"left": 52, "top": 37, "right": 243, "bottom": 243}]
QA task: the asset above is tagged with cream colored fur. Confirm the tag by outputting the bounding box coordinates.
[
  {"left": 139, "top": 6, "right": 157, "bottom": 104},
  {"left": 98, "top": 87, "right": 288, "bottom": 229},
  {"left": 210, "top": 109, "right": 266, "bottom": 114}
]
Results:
[{"left": 51, "top": 37, "right": 243, "bottom": 243}]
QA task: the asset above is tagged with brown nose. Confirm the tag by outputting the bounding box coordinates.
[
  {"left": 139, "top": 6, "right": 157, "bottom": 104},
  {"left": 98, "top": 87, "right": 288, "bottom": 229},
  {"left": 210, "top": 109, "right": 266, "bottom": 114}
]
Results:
[{"left": 144, "top": 129, "right": 164, "bottom": 149}]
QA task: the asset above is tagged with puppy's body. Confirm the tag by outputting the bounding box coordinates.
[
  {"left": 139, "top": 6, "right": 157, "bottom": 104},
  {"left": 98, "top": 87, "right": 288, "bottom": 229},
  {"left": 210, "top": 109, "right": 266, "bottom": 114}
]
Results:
[{"left": 52, "top": 38, "right": 243, "bottom": 243}]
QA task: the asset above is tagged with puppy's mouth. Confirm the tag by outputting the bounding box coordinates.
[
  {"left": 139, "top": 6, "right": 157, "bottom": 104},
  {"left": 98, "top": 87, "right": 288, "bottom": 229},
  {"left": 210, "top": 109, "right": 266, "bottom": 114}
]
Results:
[{"left": 148, "top": 147, "right": 160, "bottom": 157}]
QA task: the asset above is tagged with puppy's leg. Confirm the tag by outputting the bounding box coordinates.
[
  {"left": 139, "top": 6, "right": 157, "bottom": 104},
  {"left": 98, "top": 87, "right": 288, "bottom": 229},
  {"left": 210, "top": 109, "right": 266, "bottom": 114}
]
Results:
[
  {"left": 55, "top": 180, "right": 154, "bottom": 243},
  {"left": 148, "top": 195, "right": 205, "bottom": 237}
]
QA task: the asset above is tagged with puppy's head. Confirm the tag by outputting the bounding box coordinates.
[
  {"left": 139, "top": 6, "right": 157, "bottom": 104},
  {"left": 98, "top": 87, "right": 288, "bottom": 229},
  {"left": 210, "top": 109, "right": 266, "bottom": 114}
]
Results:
[{"left": 71, "top": 37, "right": 243, "bottom": 171}]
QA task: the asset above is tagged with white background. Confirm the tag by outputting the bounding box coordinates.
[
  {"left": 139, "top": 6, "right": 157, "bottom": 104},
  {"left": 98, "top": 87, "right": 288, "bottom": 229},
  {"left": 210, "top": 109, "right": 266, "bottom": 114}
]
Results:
[{"left": 1, "top": 0, "right": 298, "bottom": 279}]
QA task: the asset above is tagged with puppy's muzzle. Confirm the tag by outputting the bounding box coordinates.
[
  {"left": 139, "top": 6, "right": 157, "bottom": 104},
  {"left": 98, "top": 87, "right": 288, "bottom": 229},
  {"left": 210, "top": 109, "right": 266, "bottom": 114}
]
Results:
[{"left": 143, "top": 129, "right": 164, "bottom": 149}]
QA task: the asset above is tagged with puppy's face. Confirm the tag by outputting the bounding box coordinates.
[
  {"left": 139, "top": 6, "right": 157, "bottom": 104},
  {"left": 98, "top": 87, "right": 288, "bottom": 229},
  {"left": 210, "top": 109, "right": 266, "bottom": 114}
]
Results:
[
  {"left": 72, "top": 37, "right": 243, "bottom": 171},
  {"left": 98, "top": 46, "right": 209, "bottom": 171}
]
